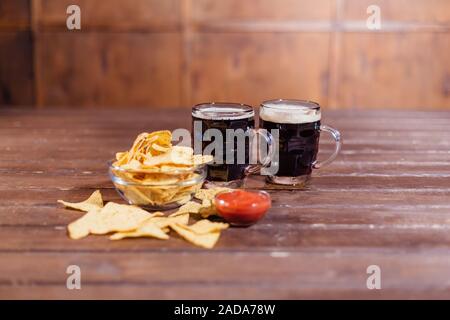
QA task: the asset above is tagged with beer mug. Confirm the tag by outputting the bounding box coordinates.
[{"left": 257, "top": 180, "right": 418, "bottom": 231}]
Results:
[
  {"left": 260, "top": 99, "right": 342, "bottom": 186},
  {"left": 192, "top": 102, "right": 274, "bottom": 188}
]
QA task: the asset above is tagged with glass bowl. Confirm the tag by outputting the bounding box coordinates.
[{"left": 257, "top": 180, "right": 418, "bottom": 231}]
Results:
[
  {"left": 108, "top": 161, "right": 206, "bottom": 210},
  {"left": 214, "top": 190, "right": 271, "bottom": 227}
]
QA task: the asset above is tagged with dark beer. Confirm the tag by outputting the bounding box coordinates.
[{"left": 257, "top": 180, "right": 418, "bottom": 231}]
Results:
[
  {"left": 260, "top": 119, "right": 320, "bottom": 176},
  {"left": 260, "top": 100, "right": 323, "bottom": 184},
  {"left": 192, "top": 103, "right": 255, "bottom": 184}
]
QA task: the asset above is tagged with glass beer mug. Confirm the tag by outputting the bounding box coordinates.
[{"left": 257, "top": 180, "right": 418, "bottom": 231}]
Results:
[{"left": 192, "top": 102, "right": 274, "bottom": 188}]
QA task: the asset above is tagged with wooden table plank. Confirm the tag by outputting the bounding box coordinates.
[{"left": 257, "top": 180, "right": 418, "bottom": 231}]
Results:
[
  {"left": 1, "top": 108, "right": 450, "bottom": 299},
  {"left": 1, "top": 249, "right": 450, "bottom": 299}
]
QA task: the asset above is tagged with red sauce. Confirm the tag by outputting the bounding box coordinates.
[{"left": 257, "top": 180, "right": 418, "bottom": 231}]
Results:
[{"left": 214, "top": 190, "right": 271, "bottom": 226}]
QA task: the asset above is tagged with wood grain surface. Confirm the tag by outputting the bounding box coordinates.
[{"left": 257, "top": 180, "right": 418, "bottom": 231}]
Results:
[
  {"left": 1, "top": 108, "right": 450, "bottom": 299},
  {"left": 1, "top": 0, "right": 449, "bottom": 108},
  {"left": 35, "top": 32, "right": 183, "bottom": 108},
  {"left": 0, "top": 1, "right": 33, "bottom": 106},
  {"left": 0, "top": 31, "right": 34, "bottom": 106}
]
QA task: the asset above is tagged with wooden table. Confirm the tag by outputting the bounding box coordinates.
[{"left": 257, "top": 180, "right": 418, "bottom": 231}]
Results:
[{"left": 1, "top": 108, "right": 450, "bottom": 299}]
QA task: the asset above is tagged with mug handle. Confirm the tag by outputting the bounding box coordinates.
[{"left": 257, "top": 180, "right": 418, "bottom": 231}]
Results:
[
  {"left": 244, "top": 129, "right": 275, "bottom": 175},
  {"left": 313, "top": 125, "right": 342, "bottom": 169}
]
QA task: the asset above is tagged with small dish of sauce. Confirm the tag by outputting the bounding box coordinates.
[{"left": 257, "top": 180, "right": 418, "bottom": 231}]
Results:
[{"left": 214, "top": 190, "right": 271, "bottom": 227}]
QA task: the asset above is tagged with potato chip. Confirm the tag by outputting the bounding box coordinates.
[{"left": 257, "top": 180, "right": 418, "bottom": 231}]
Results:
[
  {"left": 170, "top": 222, "right": 221, "bottom": 249},
  {"left": 58, "top": 190, "right": 103, "bottom": 212},
  {"left": 188, "top": 219, "right": 229, "bottom": 234}
]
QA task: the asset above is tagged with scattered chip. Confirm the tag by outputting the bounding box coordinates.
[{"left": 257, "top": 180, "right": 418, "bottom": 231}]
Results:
[
  {"left": 191, "top": 187, "right": 232, "bottom": 218},
  {"left": 170, "top": 201, "right": 202, "bottom": 217},
  {"left": 89, "top": 202, "right": 154, "bottom": 235},
  {"left": 151, "top": 213, "right": 190, "bottom": 229},
  {"left": 198, "top": 198, "right": 217, "bottom": 218},
  {"left": 110, "top": 221, "right": 169, "bottom": 240},
  {"left": 67, "top": 208, "right": 101, "bottom": 239},
  {"left": 61, "top": 129, "right": 234, "bottom": 249},
  {"left": 66, "top": 202, "right": 156, "bottom": 239},
  {"left": 188, "top": 219, "right": 229, "bottom": 235},
  {"left": 58, "top": 190, "right": 103, "bottom": 212},
  {"left": 194, "top": 187, "right": 231, "bottom": 201},
  {"left": 169, "top": 197, "right": 220, "bottom": 218},
  {"left": 170, "top": 222, "right": 221, "bottom": 249}
]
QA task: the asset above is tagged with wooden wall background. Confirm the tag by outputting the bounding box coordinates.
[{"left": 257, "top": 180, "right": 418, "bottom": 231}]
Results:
[{"left": 0, "top": 0, "right": 449, "bottom": 109}]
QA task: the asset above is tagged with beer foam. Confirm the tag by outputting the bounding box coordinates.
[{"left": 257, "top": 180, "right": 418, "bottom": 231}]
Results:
[
  {"left": 192, "top": 106, "right": 254, "bottom": 120},
  {"left": 260, "top": 103, "right": 321, "bottom": 124}
]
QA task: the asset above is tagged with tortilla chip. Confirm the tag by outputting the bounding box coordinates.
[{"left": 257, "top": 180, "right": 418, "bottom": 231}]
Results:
[
  {"left": 143, "top": 146, "right": 194, "bottom": 167},
  {"left": 67, "top": 208, "right": 101, "bottom": 239},
  {"left": 110, "top": 131, "right": 213, "bottom": 208},
  {"left": 67, "top": 202, "right": 156, "bottom": 239},
  {"left": 170, "top": 222, "right": 221, "bottom": 249},
  {"left": 194, "top": 187, "right": 231, "bottom": 201},
  {"left": 193, "top": 154, "right": 214, "bottom": 165},
  {"left": 151, "top": 143, "right": 171, "bottom": 153},
  {"left": 89, "top": 202, "right": 154, "bottom": 235},
  {"left": 188, "top": 219, "right": 229, "bottom": 234},
  {"left": 173, "top": 193, "right": 193, "bottom": 205},
  {"left": 109, "top": 221, "right": 169, "bottom": 240},
  {"left": 120, "top": 159, "right": 142, "bottom": 171},
  {"left": 198, "top": 198, "right": 218, "bottom": 218},
  {"left": 150, "top": 213, "right": 190, "bottom": 228},
  {"left": 109, "top": 212, "right": 188, "bottom": 240},
  {"left": 170, "top": 201, "right": 202, "bottom": 217},
  {"left": 58, "top": 190, "right": 103, "bottom": 212}
]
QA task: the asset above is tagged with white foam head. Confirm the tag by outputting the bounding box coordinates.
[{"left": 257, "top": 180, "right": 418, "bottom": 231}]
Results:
[
  {"left": 192, "top": 103, "right": 254, "bottom": 120},
  {"left": 260, "top": 100, "right": 321, "bottom": 124}
]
